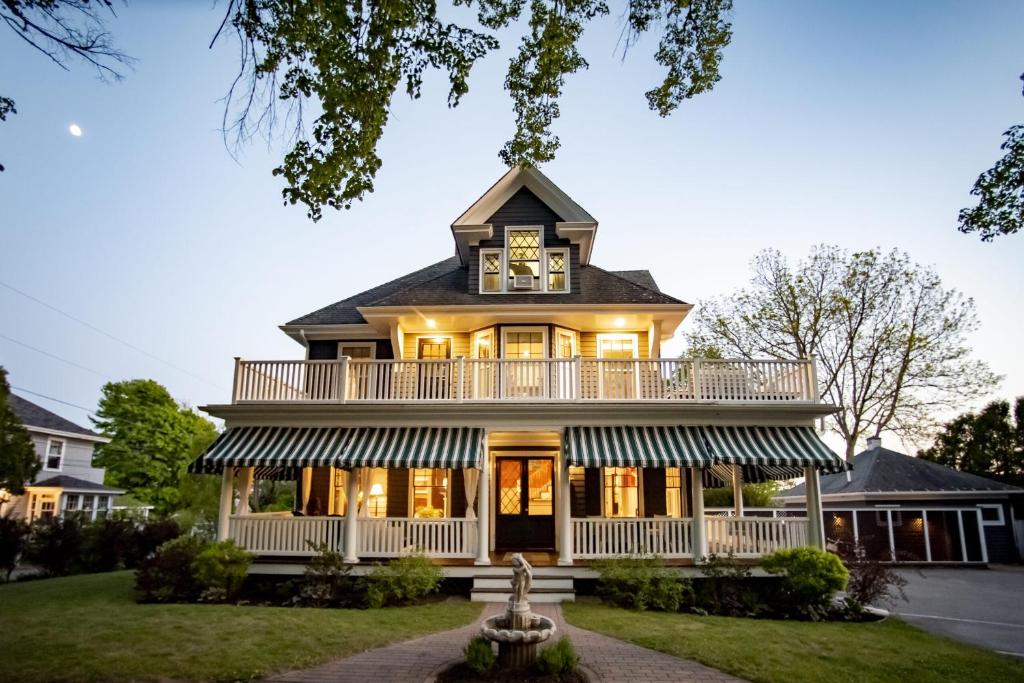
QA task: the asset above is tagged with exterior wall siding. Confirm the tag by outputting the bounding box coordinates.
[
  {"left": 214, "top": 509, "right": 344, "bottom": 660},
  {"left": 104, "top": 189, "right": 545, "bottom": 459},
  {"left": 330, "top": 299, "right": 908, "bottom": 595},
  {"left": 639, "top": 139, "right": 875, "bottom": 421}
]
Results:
[
  {"left": 30, "top": 433, "right": 104, "bottom": 485},
  {"left": 308, "top": 339, "right": 394, "bottom": 360}
]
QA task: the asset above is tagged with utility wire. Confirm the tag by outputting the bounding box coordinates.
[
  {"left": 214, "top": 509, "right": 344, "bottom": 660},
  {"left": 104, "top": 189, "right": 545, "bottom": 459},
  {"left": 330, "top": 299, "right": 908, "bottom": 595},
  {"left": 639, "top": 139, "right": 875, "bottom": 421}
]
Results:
[
  {"left": 10, "top": 386, "right": 96, "bottom": 414},
  {"left": 0, "top": 333, "right": 118, "bottom": 381},
  {"left": 0, "top": 280, "right": 224, "bottom": 390}
]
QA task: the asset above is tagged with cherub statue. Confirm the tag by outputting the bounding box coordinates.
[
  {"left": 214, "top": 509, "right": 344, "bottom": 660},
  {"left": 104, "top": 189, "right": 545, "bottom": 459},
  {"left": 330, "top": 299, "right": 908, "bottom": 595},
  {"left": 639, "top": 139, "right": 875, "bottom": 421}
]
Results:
[{"left": 510, "top": 552, "right": 533, "bottom": 606}]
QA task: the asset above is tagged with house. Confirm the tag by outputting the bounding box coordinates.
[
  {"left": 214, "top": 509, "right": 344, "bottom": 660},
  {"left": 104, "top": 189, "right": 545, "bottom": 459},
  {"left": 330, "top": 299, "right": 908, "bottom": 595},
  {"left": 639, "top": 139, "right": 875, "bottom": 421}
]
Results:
[
  {"left": 777, "top": 437, "right": 1023, "bottom": 564},
  {"left": 190, "top": 167, "right": 847, "bottom": 600},
  {"left": 1, "top": 394, "right": 124, "bottom": 522}
]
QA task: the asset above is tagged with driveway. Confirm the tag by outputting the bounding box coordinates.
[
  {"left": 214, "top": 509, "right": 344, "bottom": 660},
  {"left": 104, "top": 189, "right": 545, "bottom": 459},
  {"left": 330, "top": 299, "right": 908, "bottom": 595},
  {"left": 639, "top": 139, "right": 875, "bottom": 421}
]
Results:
[{"left": 892, "top": 566, "right": 1024, "bottom": 657}]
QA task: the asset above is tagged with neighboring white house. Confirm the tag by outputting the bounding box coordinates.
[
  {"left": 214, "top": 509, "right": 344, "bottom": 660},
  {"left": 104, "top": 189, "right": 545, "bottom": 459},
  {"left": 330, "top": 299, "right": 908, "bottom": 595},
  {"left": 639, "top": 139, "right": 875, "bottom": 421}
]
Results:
[{"left": 1, "top": 394, "right": 124, "bottom": 522}]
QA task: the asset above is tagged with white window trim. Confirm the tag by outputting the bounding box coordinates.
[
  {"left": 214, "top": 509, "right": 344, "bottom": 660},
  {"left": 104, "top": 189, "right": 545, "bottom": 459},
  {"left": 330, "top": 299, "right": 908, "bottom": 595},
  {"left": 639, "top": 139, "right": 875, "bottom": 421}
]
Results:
[
  {"left": 874, "top": 509, "right": 903, "bottom": 527},
  {"left": 505, "top": 225, "right": 544, "bottom": 293},
  {"left": 596, "top": 333, "right": 640, "bottom": 358},
  {"left": 977, "top": 503, "right": 1004, "bottom": 526},
  {"left": 545, "top": 247, "right": 570, "bottom": 293},
  {"left": 414, "top": 335, "right": 454, "bottom": 360},
  {"left": 600, "top": 465, "right": 645, "bottom": 518},
  {"left": 553, "top": 327, "right": 578, "bottom": 358},
  {"left": 500, "top": 326, "right": 550, "bottom": 359},
  {"left": 479, "top": 248, "right": 504, "bottom": 294},
  {"left": 471, "top": 328, "right": 497, "bottom": 359},
  {"left": 44, "top": 437, "right": 65, "bottom": 472},
  {"left": 337, "top": 342, "right": 376, "bottom": 359},
  {"left": 479, "top": 226, "right": 568, "bottom": 295},
  {"left": 408, "top": 467, "right": 451, "bottom": 518}
]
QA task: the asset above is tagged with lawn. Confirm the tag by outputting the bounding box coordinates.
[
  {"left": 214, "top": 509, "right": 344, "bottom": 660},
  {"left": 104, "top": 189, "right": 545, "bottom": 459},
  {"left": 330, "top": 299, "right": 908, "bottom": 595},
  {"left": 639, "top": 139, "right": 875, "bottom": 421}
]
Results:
[
  {"left": 563, "top": 601, "right": 1023, "bottom": 683},
  {"left": 0, "top": 571, "right": 482, "bottom": 683}
]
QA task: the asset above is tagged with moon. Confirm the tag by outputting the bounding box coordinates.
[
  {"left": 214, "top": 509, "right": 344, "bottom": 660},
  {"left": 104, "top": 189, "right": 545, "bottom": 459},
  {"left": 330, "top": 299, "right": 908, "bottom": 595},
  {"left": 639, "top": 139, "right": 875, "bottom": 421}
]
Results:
[{"left": 68, "top": 123, "right": 83, "bottom": 137}]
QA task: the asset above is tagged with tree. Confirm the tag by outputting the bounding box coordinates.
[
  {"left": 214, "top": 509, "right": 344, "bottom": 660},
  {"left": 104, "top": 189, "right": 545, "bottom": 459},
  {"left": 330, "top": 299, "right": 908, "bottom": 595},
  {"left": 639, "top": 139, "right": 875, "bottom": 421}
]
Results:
[
  {"left": 703, "top": 481, "right": 780, "bottom": 508},
  {"left": 958, "top": 73, "right": 1023, "bottom": 241},
  {"left": 688, "top": 246, "right": 1000, "bottom": 458},
  {"left": 0, "top": 367, "right": 40, "bottom": 495},
  {"left": 217, "top": 0, "right": 733, "bottom": 219},
  {"left": 918, "top": 398, "right": 1024, "bottom": 487},
  {"left": 92, "top": 379, "right": 218, "bottom": 515},
  {"left": 0, "top": 0, "right": 131, "bottom": 171}
]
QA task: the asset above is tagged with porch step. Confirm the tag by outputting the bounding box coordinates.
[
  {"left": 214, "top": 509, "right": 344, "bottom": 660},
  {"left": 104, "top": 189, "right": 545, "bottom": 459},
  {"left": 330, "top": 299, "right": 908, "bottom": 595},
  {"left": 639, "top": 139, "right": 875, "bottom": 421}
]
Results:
[{"left": 471, "top": 574, "right": 575, "bottom": 603}]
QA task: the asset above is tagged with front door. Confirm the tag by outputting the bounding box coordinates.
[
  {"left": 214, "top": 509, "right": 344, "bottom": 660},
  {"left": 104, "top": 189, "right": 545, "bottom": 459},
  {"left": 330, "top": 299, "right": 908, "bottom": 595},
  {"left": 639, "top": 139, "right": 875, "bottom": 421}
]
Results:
[{"left": 495, "top": 456, "right": 555, "bottom": 550}]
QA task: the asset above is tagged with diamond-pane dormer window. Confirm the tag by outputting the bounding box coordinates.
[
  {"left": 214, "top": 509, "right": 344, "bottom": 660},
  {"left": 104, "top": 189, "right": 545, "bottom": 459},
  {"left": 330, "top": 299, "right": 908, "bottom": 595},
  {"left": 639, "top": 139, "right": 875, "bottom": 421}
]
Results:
[
  {"left": 482, "top": 251, "right": 502, "bottom": 292},
  {"left": 507, "top": 229, "right": 541, "bottom": 289},
  {"left": 547, "top": 251, "right": 566, "bottom": 291}
]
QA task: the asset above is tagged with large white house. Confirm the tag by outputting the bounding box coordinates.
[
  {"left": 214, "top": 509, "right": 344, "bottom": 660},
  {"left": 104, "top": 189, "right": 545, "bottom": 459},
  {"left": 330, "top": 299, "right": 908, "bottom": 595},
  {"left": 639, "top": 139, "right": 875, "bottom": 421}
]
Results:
[{"left": 191, "top": 168, "right": 846, "bottom": 601}]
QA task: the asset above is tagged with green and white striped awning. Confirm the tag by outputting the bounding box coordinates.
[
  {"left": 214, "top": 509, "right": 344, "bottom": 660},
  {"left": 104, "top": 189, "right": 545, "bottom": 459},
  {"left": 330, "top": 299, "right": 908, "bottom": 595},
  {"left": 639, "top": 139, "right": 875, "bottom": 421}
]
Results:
[
  {"left": 564, "top": 426, "right": 708, "bottom": 468},
  {"left": 338, "top": 427, "right": 484, "bottom": 469},
  {"left": 189, "top": 426, "right": 349, "bottom": 474},
  {"left": 701, "top": 425, "right": 848, "bottom": 474}
]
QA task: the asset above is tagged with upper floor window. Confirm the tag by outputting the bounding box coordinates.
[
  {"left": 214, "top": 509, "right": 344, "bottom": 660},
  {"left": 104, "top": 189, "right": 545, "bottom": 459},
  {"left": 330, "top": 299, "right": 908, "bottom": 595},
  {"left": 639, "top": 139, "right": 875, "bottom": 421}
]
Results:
[
  {"left": 507, "top": 228, "right": 541, "bottom": 290},
  {"left": 45, "top": 438, "right": 64, "bottom": 471},
  {"left": 478, "top": 227, "right": 570, "bottom": 294},
  {"left": 547, "top": 250, "right": 568, "bottom": 292},
  {"left": 481, "top": 251, "right": 503, "bottom": 292}
]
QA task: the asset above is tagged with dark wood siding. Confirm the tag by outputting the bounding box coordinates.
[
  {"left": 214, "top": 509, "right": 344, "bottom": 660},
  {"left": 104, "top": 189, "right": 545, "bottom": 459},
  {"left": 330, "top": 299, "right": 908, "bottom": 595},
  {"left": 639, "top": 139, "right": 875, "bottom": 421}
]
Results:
[
  {"left": 387, "top": 468, "right": 410, "bottom": 517},
  {"left": 450, "top": 469, "right": 466, "bottom": 518},
  {"left": 569, "top": 468, "right": 587, "bottom": 518},
  {"left": 307, "top": 340, "right": 394, "bottom": 360},
  {"left": 308, "top": 467, "right": 332, "bottom": 515},
  {"left": 642, "top": 468, "right": 667, "bottom": 517},
  {"left": 584, "top": 467, "right": 602, "bottom": 516}
]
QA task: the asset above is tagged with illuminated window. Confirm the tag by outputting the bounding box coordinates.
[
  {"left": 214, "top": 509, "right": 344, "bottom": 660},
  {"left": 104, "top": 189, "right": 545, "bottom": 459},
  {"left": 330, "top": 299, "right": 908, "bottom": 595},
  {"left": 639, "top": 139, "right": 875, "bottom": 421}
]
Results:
[
  {"left": 547, "top": 250, "right": 568, "bottom": 291},
  {"left": 40, "top": 501, "right": 55, "bottom": 519},
  {"left": 481, "top": 250, "right": 503, "bottom": 292},
  {"left": 499, "top": 460, "right": 521, "bottom": 514},
  {"left": 504, "top": 331, "right": 544, "bottom": 359},
  {"left": 665, "top": 467, "right": 682, "bottom": 518},
  {"left": 412, "top": 468, "right": 448, "bottom": 517},
  {"left": 507, "top": 229, "right": 541, "bottom": 289},
  {"left": 604, "top": 466, "right": 639, "bottom": 518},
  {"left": 45, "top": 439, "right": 64, "bottom": 470}
]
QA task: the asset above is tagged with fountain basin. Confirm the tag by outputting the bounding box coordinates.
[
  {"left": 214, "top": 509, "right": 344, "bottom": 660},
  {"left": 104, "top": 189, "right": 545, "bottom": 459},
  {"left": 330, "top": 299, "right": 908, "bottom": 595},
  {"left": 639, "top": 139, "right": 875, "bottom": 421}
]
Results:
[{"left": 480, "top": 612, "right": 556, "bottom": 668}]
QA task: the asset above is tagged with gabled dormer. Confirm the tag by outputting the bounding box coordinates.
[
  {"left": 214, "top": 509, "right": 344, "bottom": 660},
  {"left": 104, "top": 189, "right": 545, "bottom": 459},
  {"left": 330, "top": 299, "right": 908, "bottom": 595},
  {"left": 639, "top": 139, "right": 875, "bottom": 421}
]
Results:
[{"left": 452, "top": 168, "right": 598, "bottom": 296}]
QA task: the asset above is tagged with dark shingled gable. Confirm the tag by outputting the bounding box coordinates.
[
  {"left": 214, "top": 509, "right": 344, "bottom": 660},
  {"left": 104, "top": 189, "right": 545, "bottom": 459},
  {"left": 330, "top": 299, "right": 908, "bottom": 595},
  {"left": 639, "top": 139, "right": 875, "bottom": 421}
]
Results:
[
  {"left": 288, "top": 261, "right": 686, "bottom": 326},
  {"left": 785, "top": 445, "right": 1023, "bottom": 497},
  {"left": 31, "top": 474, "right": 124, "bottom": 493},
  {"left": 9, "top": 394, "right": 98, "bottom": 437}
]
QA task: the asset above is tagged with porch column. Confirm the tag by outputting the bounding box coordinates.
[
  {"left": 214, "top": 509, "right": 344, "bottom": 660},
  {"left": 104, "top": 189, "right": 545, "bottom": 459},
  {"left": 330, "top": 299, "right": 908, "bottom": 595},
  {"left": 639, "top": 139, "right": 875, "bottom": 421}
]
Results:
[
  {"left": 217, "top": 467, "right": 234, "bottom": 541},
  {"left": 557, "top": 451, "right": 573, "bottom": 566},
  {"left": 344, "top": 467, "right": 360, "bottom": 563},
  {"left": 804, "top": 466, "right": 824, "bottom": 549},
  {"left": 731, "top": 465, "right": 744, "bottom": 517},
  {"left": 475, "top": 438, "right": 491, "bottom": 565},
  {"left": 237, "top": 466, "right": 255, "bottom": 515},
  {"left": 690, "top": 466, "right": 706, "bottom": 563}
]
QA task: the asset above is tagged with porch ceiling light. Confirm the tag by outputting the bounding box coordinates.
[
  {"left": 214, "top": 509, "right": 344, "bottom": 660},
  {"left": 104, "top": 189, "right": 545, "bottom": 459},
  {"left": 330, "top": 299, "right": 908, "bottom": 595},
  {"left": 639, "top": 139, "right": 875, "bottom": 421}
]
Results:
[
  {"left": 426, "top": 318, "right": 437, "bottom": 329},
  {"left": 614, "top": 317, "right": 626, "bottom": 327}
]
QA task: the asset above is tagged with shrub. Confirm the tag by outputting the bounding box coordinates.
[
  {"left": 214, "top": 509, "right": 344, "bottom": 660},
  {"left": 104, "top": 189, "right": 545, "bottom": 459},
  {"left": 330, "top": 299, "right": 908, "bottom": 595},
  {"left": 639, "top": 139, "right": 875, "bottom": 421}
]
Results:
[
  {"left": 835, "top": 540, "right": 908, "bottom": 612},
  {"left": 298, "top": 542, "right": 356, "bottom": 607},
  {"left": 127, "top": 519, "right": 181, "bottom": 566},
  {"left": 0, "top": 514, "right": 31, "bottom": 581},
  {"left": 362, "top": 554, "right": 442, "bottom": 608},
  {"left": 25, "top": 516, "right": 84, "bottom": 576},
  {"left": 463, "top": 636, "right": 496, "bottom": 674},
  {"left": 762, "top": 546, "right": 848, "bottom": 618},
  {"left": 595, "top": 556, "right": 692, "bottom": 611},
  {"left": 192, "top": 540, "right": 254, "bottom": 602},
  {"left": 695, "top": 552, "right": 764, "bottom": 617},
  {"left": 536, "top": 636, "right": 578, "bottom": 675},
  {"left": 82, "top": 518, "right": 136, "bottom": 572},
  {"left": 135, "top": 535, "right": 209, "bottom": 603}
]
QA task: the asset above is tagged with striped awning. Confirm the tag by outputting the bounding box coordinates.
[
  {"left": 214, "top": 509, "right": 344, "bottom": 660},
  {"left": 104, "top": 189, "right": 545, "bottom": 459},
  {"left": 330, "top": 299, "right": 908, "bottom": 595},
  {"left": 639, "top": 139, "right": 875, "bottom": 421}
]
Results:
[
  {"left": 338, "top": 427, "right": 484, "bottom": 469},
  {"left": 701, "top": 425, "right": 848, "bottom": 474},
  {"left": 564, "top": 426, "right": 708, "bottom": 468},
  {"left": 189, "top": 426, "right": 349, "bottom": 474}
]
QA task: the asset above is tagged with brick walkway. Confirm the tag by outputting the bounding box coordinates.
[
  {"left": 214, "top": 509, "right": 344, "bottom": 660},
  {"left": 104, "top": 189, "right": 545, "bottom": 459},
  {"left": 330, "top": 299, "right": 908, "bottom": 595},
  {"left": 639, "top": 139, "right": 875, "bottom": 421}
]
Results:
[{"left": 264, "top": 603, "right": 746, "bottom": 683}]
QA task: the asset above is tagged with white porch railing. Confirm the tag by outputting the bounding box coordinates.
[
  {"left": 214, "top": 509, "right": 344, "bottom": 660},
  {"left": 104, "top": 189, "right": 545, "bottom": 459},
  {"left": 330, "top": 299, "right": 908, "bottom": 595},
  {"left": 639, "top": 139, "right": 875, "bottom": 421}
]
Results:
[
  {"left": 228, "top": 515, "right": 344, "bottom": 556},
  {"left": 358, "top": 517, "right": 477, "bottom": 558},
  {"left": 705, "top": 516, "right": 809, "bottom": 557},
  {"left": 571, "top": 518, "right": 694, "bottom": 559},
  {"left": 232, "top": 357, "right": 819, "bottom": 404}
]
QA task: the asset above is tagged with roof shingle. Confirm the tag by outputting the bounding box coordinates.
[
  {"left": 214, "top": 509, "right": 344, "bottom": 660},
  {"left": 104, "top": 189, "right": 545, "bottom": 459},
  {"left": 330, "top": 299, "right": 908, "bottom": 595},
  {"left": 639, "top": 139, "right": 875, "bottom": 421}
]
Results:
[{"left": 9, "top": 394, "right": 98, "bottom": 437}]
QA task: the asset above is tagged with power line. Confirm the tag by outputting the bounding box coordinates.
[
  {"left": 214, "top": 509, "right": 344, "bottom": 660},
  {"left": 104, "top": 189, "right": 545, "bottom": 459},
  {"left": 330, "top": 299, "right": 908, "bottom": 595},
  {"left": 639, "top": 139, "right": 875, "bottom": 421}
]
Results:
[
  {"left": 0, "top": 280, "right": 224, "bottom": 390},
  {"left": 0, "top": 333, "right": 118, "bottom": 381},
  {"left": 10, "top": 386, "right": 95, "bottom": 414}
]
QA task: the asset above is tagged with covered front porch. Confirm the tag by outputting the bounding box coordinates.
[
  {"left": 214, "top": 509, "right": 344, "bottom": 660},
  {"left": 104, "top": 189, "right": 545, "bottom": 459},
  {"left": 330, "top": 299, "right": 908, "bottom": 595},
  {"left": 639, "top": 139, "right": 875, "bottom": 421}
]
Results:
[{"left": 192, "top": 424, "right": 844, "bottom": 567}]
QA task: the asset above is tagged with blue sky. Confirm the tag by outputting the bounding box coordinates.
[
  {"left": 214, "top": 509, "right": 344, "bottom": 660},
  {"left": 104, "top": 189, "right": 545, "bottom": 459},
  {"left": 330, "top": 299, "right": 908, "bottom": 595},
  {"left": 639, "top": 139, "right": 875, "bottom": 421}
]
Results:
[{"left": 1, "top": 1, "right": 1022, "bottom": 452}]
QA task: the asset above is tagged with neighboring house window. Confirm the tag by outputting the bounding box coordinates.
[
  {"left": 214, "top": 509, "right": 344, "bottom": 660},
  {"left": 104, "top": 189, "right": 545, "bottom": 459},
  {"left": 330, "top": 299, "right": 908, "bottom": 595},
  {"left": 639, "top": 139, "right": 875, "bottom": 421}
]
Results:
[
  {"left": 604, "top": 466, "right": 639, "bottom": 518},
  {"left": 411, "top": 468, "right": 448, "bottom": 517},
  {"left": 64, "top": 494, "right": 80, "bottom": 512},
  {"left": 665, "top": 467, "right": 682, "bottom": 518},
  {"left": 95, "top": 495, "right": 110, "bottom": 520},
  {"left": 874, "top": 509, "right": 902, "bottom": 527},
  {"left": 506, "top": 228, "right": 541, "bottom": 290},
  {"left": 82, "top": 495, "right": 95, "bottom": 515},
  {"left": 977, "top": 504, "right": 1004, "bottom": 526},
  {"left": 40, "top": 500, "right": 55, "bottom": 519},
  {"left": 546, "top": 249, "right": 569, "bottom": 292},
  {"left": 45, "top": 438, "right": 65, "bottom": 470},
  {"left": 480, "top": 250, "right": 503, "bottom": 292}
]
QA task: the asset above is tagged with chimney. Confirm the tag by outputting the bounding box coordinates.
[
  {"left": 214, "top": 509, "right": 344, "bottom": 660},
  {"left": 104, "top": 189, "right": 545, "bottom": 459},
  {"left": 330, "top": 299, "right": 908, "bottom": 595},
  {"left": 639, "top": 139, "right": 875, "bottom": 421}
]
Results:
[{"left": 866, "top": 436, "right": 882, "bottom": 450}]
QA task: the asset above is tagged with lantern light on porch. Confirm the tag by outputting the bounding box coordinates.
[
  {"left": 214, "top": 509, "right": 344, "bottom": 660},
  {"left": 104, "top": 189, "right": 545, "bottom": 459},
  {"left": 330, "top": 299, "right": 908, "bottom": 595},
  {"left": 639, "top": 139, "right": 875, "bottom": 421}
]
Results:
[{"left": 369, "top": 483, "right": 384, "bottom": 517}]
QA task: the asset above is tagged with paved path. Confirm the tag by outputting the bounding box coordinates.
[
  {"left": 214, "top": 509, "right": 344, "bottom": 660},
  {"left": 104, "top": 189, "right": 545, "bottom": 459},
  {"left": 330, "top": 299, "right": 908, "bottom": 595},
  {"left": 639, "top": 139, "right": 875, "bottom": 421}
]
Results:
[
  {"left": 892, "top": 566, "right": 1024, "bottom": 658},
  {"left": 264, "top": 602, "right": 745, "bottom": 683}
]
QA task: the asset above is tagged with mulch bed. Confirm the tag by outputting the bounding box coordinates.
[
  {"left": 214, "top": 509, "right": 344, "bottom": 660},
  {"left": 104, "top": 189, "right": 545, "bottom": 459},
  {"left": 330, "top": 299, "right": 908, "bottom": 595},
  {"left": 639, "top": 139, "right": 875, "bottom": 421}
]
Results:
[{"left": 436, "top": 662, "right": 588, "bottom": 682}]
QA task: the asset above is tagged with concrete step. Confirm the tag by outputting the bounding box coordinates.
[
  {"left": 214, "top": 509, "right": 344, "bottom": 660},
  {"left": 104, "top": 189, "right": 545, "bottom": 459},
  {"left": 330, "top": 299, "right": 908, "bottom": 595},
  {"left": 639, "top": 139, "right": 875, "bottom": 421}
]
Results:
[
  {"left": 470, "top": 586, "right": 575, "bottom": 603},
  {"left": 472, "top": 575, "right": 574, "bottom": 590}
]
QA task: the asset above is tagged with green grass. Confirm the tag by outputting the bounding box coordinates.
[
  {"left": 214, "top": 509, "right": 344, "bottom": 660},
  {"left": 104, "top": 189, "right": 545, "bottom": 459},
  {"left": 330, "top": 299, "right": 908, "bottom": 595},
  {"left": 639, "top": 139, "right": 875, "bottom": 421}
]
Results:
[
  {"left": 0, "top": 571, "right": 482, "bottom": 683},
  {"left": 563, "top": 601, "right": 1023, "bottom": 683}
]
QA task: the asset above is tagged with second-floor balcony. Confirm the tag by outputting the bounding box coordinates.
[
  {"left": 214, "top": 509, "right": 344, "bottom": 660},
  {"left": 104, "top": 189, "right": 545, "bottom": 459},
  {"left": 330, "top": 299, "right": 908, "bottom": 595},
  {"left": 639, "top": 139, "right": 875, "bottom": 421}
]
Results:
[{"left": 231, "top": 356, "right": 820, "bottom": 404}]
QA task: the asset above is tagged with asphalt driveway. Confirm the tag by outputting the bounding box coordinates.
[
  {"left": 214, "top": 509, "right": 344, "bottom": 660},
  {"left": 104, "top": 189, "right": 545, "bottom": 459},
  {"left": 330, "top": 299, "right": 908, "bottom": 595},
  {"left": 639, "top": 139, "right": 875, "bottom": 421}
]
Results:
[{"left": 891, "top": 566, "right": 1024, "bottom": 657}]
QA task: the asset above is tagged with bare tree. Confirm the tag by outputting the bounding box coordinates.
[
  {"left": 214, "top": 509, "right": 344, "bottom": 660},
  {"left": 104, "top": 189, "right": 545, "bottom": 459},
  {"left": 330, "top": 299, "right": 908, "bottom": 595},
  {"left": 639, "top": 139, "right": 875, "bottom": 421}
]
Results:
[{"left": 689, "top": 246, "right": 1000, "bottom": 458}]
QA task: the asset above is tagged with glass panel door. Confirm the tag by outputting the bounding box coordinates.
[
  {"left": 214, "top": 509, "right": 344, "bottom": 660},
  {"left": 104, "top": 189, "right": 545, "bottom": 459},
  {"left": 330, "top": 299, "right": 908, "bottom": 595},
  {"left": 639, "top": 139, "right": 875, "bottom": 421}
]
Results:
[
  {"left": 598, "top": 336, "right": 638, "bottom": 399},
  {"left": 417, "top": 338, "right": 451, "bottom": 399},
  {"left": 502, "top": 329, "right": 547, "bottom": 398},
  {"left": 495, "top": 456, "right": 555, "bottom": 549},
  {"left": 472, "top": 329, "right": 497, "bottom": 399}
]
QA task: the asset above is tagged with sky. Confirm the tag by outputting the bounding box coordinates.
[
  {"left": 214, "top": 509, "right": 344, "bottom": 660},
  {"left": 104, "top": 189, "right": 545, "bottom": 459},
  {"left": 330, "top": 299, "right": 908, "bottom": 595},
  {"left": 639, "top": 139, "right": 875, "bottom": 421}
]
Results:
[{"left": 1, "top": 1, "right": 1022, "bottom": 455}]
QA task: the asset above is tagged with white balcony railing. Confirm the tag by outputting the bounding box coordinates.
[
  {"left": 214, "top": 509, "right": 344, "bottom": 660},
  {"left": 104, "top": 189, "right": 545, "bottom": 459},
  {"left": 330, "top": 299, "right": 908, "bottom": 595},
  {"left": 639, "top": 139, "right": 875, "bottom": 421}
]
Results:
[
  {"left": 228, "top": 515, "right": 344, "bottom": 556},
  {"left": 705, "top": 516, "right": 809, "bottom": 557},
  {"left": 358, "top": 517, "right": 477, "bottom": 558},
  {"left": 572, "top": 517, "right": 694, "bottom": 559},
  {"left": 232, "top": 357, "right": 819, "bottom": 404}
]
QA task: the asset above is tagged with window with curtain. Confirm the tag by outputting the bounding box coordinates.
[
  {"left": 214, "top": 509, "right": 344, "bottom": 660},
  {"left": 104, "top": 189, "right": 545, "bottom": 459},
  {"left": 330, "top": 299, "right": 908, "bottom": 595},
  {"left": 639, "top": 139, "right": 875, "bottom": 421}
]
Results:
[
  {"left": 412, "top": 468, "right": 448, "bottom": 517},
  {"left": 603, "top": 466, "right": 639, "bottom": 517},
  {"left": 665, "top": 467, "right": 682, "bottom": 518}
]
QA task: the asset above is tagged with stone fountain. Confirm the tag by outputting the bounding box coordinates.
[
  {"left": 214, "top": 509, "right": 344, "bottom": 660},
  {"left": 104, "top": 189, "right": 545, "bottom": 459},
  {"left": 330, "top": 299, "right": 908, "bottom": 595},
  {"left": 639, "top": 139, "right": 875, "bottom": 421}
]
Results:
[{"left": 480, "top": 553, "right": 557, "bottom": 668}]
